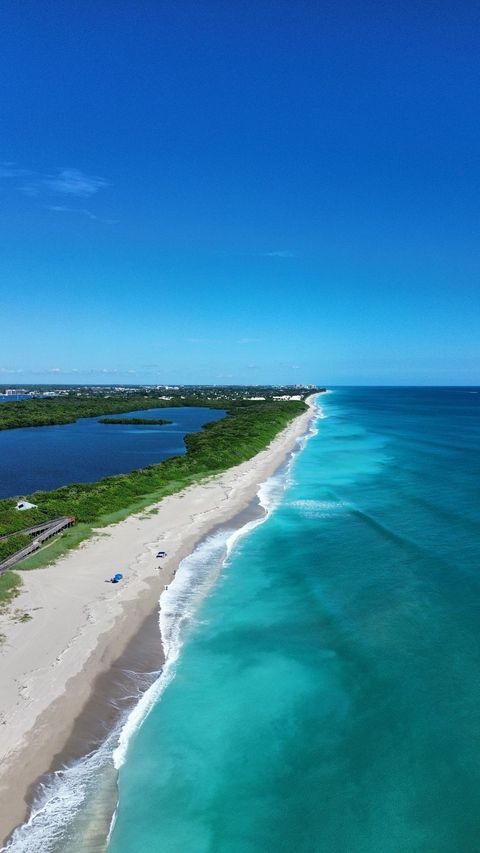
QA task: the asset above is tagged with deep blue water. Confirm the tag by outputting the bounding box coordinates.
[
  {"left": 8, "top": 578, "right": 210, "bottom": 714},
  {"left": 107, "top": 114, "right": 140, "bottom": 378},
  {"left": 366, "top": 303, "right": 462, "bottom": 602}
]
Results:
[{"left": 0, "top": 407, "right": 225, "bottom": 498}]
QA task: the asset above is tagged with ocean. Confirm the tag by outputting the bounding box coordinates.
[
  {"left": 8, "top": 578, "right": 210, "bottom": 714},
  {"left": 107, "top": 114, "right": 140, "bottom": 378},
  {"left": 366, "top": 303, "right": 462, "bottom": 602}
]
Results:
[{"left": 5, "top": 387, "right": 480, "bottom": 852}]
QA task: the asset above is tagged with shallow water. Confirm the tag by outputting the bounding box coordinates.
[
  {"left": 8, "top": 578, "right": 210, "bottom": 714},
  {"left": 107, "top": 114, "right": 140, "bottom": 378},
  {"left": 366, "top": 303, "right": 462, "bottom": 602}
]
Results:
[
  {"left": 0, "top": 406, "right": 225, "bottom": 497},
  {"left": 107, "top": 388, "right": 480, "bottom": 853},
  {"left": 6, "top": 388, "right": 480, "bottom": 853}
]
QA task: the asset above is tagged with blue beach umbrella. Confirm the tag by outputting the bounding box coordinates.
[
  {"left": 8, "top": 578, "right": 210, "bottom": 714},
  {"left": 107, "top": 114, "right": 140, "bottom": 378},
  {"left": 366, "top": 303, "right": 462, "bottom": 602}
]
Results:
[{"left": 114, "top": 573, "right": 123, "bottom": 581}]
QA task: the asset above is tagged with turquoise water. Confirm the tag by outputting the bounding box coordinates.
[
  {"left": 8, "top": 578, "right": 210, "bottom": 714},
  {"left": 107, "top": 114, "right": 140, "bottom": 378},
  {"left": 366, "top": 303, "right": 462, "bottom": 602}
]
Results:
[
  {"left": 5, "top": 388, "right": 480, "bottom": 852},
  {"left": 107, "top": 388, "right": 480, "bottom": 853}
]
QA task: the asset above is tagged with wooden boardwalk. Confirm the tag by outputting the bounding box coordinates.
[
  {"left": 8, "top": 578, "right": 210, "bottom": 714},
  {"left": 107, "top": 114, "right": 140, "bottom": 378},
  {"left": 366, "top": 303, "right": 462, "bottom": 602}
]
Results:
[{"left": 0, "top": 516, "right": 76, "bottom": 573}]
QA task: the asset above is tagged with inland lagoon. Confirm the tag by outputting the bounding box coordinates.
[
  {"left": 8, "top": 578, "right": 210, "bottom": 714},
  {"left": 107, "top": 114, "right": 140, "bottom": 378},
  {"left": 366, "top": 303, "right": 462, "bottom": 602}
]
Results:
[
  {"left": 0, "top": 407, "right": 225, "bottom": 498},
  {"left": 5, "top": 388, "right": 480, "bottom": 853}
]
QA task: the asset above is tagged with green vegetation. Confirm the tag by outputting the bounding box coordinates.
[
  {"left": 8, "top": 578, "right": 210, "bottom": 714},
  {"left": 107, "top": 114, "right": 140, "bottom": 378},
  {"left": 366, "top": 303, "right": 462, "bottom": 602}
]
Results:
[
  {"left": 0, "top": 400, "right": 308, "bottom": 563},
  {"left": 0, "top": 385, "right": 322, "bottom": 431},
  {"left": 0, "top": 533, "right": 31, "bottom": 562},
  {"left": 99, "top": 417, "right": 172, "bottom": 425},
  {"left": 0, "top": 395, "right": 183, "bottom": 431},
  {"left": 0, "top": 571, "right": 22, "bottom": 608},
  {"left": 14, "top": 523, "right": 95, "bottom": 570},
  {"left": 14, "top": 610, "right": 32, "bottom": 623}
]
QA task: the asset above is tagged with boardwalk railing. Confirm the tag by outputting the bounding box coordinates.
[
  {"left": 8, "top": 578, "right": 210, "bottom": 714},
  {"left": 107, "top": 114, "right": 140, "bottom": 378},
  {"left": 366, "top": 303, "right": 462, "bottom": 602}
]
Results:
[{"left": 0, "top": 516, "right": 76, "bottom": 574}]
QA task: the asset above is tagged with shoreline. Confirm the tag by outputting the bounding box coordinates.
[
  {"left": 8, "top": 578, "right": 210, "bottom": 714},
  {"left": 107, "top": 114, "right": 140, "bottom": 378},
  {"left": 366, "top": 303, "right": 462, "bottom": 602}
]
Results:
[{"left": 0, "top": 396, "right": 319, "bottom": 846}]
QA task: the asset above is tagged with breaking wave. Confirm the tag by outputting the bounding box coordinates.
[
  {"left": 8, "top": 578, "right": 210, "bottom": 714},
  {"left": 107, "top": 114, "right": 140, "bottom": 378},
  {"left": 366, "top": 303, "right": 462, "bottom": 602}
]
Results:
[
  {"left": 289, "top": 499, "right": 350, "bottom": 519},
  {"left": 2, "top": 403, "right": 322, "bottom": 853}
]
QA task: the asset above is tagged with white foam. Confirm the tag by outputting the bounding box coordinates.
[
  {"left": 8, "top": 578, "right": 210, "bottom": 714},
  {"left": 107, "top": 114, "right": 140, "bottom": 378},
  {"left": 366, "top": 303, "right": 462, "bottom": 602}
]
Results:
[
  {"left": 110, "top": 401, "right": 323, "bottom": 770},
  {"left": 112, "top": 461, "right": 295, "bottom": 771},
  {"left": 2, "top": 730, "right": 118, "bottom": 853},
  {"left": 3, "top": 403, "right": 324, "bottom": 852},
  {"left": 113, "top": 526, "right": 235, "bottom": 769},
  {"left": 289, "top": 499, "right": 349, "bottom": 519}
]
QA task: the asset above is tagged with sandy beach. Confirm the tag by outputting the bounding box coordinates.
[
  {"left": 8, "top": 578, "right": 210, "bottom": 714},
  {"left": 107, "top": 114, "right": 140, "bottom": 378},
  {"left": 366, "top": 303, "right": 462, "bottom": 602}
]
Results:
[{"left": 0, "top": 397, "right": 318, "bottom": 845}]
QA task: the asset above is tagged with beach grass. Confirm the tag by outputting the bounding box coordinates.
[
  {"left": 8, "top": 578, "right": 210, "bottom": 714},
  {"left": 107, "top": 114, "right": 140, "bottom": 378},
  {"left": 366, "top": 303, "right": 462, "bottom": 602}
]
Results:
[
  {"left": 14, "top": 472, "right": 212, "bottom": 571},
  {"left": 1, "top": 399, "right": 308, "bottom": 576},
  {"left": 16, "top": 523, "right": 94, "bottom": 570},
  {"left": 0, "top": 571, "right": 22, "bottom": 608}
]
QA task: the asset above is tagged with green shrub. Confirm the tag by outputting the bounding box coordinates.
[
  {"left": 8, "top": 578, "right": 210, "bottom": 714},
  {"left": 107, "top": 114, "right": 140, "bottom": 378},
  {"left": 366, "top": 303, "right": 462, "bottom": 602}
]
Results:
[{"left": 0, "top": 399, "right": 307, "bottom": 537}]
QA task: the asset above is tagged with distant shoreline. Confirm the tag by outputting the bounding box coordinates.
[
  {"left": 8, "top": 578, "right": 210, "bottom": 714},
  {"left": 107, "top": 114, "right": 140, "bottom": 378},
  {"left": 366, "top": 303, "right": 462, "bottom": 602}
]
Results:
[{"left": 0, "top": 396, "right": 320, "bottom": 846}]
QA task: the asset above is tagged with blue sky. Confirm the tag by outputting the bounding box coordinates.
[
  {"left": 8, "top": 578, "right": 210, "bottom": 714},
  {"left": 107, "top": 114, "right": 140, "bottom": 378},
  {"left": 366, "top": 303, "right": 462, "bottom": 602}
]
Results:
[{"left": 1, "top": 1, "right": 479, "bottom": 385}]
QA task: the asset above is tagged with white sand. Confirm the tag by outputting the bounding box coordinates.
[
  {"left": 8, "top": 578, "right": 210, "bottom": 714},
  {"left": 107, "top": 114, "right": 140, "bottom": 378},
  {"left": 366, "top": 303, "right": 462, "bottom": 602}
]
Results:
[{"left": 0, "top": 398, "right": 318, "bottom": 842}]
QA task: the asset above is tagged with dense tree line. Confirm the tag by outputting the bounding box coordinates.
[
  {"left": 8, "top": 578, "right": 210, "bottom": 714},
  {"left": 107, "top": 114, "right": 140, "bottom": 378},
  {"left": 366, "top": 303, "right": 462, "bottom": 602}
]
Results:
[
  {"left": 0, "top": 399, "right": 307, "bottom": 539},
  {"left": 0, "top": 395, "right": 218, "bottom": 431}
]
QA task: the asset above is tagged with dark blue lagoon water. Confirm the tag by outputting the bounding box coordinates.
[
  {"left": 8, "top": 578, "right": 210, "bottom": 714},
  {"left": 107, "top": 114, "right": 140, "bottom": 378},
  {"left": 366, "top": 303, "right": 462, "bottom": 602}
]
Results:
[
  {"left": 6, "top": 388, "right": 480, "bottom": 853},
  {"left": 0, "top": 407, "right": 225, "bottom": 498}
]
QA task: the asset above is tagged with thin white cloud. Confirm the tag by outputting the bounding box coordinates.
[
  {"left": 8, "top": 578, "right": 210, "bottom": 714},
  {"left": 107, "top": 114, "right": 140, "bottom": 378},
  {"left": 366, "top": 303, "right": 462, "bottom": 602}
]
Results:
[
  {"left": 0, "top": 367, "right": 125, "bottom": 376},
  {"left": 45, "top": 204, "right": 117, "bottom": 225},
  {"left": 0, "top": 163, "right": 32, "bottom": 179},
  {"left": 22, "top": 168, "right": 108, "bottom": 198},
  {"left": 186, "top": 337, "right": 224, "bottom": 345},
  {"left": 43, "top": 168, "right": 108, "bottom": 198},
  {"left": 277, "top": 361, "right": 302, "bottom": 370},
  {"left": 216, "top": 249, "right": 297, "bottom": 260},
  {"left": 237, "top": 337, "right": 259, "bottom": 344},
  {"left": 1, "top": 163, "right": 112, "bottom": 221},
  {"left": 46, "top": 205, "right": 70, "bottom": 212},
  {"left": 79, "top": 208, "right": 100, "bottom": 221}
]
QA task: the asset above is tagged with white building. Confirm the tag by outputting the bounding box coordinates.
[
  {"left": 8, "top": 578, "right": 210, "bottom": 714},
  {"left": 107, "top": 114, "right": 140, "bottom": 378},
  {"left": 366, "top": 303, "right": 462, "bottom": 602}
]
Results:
[{"left": 15, "top": 500, "right": 38, "bottom": 511}]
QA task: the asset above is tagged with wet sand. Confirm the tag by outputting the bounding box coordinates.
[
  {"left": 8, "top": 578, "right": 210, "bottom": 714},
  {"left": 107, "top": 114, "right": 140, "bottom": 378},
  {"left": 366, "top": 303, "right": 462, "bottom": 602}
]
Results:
[{"left": 0, "top": 399, "right": 317, "bottom": 844}]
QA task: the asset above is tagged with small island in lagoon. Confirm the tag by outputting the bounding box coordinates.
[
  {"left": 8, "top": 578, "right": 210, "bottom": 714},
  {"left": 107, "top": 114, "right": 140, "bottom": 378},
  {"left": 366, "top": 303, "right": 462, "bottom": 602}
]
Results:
[
  {"left": 99, "top": 417, "right": 173, "bottom": 425},
  {"left": 0, "top": 385, "right": 320, "bottom": 846}
]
